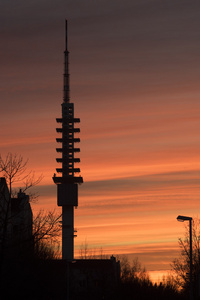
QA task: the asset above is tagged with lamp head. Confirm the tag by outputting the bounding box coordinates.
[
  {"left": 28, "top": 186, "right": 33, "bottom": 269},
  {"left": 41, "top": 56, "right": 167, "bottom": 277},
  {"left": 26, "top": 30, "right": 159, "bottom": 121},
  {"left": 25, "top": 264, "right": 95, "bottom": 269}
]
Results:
[{"left": 177, "top": 215, "right": 192, "bottom": 222}]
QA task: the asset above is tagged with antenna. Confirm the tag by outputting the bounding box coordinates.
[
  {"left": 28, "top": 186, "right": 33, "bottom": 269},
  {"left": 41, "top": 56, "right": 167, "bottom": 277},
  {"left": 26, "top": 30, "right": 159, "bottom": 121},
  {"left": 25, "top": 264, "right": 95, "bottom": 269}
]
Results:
[
  {"left": 65, "top": 19, "right": 68, "bottom": 51},
  {"left": 63, "top": 19, "right": 70, "bottom": 103}
]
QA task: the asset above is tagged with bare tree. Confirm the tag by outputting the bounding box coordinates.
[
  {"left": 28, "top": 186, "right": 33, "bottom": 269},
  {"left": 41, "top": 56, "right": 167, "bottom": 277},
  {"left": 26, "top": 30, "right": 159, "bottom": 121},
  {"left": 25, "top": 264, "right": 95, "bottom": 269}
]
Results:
[
  {"left": 171, "top": 218, "right": 200, "bottom": 296},
  {"left": 33, "top": 239, "right": 61, "bottom": 260},
  {"left": 0, "top": 153, "right": 42, "bottom": 261},
  {"left": 33, "top": 209, "right": 61, "bottom": 245},
  {"left": 0, "top": 153, "right": 43, "bottom": 198},
  {"left": 79, "top": 240, "right": 108, "bottom": 259},
  {"left": 120, "top": 256, "right": 150, "bottom": 284},
  {"left": 79, "top": 239, "right": 89, "bottom": 259},
  {"left": 0, "top": 154, "right": 58, "bottom": 262},
  {"left": 0, "top": 152, "right": 63, "bottom": 266},
  {"left": 32, "top": 209, "right": 62, "bottom": 259}
]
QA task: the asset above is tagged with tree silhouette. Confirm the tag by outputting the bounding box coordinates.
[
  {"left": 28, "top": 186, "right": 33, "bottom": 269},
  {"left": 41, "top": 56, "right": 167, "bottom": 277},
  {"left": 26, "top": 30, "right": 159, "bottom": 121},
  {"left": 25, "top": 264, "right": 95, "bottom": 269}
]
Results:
[
  {"left": 33, "top": 209, "right": 61, "bottom": 259},
  {"left": 0, "top": 152, "right": 43, "bottom": 199},
  {"left": 172, "top": 218, "right": 200, "bottom": 298},
  {"left": 0, "top": 153, "right": 61, "bottom": 264},
  {"left": 114, "top": 256, "right": 183, "bottom": 300}
]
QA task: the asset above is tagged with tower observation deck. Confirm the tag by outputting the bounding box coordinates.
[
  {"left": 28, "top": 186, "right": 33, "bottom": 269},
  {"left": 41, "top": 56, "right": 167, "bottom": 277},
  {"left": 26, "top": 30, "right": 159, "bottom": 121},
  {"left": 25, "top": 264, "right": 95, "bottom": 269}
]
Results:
[{"left": 53, "top": 20, "right": 83, "bottom": 261}]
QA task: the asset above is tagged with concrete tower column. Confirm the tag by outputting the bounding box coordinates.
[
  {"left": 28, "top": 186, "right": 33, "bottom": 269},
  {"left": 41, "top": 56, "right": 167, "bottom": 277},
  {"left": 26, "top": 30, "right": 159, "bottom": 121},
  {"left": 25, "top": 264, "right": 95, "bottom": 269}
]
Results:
[
  {"left": 53, "top": 20, "right": 83, "bottom": 261},
  {"left": 62, "top": 205, "right": 74, "bottom": 260}
]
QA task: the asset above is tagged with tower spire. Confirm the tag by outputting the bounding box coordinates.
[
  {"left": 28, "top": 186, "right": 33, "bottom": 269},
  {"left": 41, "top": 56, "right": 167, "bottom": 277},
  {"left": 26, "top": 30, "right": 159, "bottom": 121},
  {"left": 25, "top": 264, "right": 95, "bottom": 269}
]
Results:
[{"left": 64, "top": 19, "right": 70, "bottom": 103}]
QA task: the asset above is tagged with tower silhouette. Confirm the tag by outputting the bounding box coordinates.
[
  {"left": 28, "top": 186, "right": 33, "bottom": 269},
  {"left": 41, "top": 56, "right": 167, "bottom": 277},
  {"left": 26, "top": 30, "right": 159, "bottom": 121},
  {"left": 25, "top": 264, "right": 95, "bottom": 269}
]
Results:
[{"left": 53, "top": 20, "right": 83, "bottom": 261}]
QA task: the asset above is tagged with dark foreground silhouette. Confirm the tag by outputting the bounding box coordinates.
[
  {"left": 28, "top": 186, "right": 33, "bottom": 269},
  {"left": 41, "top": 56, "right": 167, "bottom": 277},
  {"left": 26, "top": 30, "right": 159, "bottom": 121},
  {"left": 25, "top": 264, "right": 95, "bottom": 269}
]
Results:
[{"left": 0, "top": 257, "right": 187, "bottom": 300}]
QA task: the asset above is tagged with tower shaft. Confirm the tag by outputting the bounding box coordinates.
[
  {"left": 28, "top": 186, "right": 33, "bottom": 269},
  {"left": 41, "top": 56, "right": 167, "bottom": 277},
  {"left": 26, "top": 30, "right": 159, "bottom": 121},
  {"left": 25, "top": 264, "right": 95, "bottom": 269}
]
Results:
[
  {"left": 62, "top": 206, "right": 74, "bottom": 260},
  {"left": 53, "top": 20, "right": 83, "bottom": 261}
]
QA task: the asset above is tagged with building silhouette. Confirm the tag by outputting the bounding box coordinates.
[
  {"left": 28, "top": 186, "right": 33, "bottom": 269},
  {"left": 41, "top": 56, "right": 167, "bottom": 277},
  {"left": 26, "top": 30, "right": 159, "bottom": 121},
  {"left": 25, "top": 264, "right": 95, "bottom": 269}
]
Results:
[
  {"left": 53, "top": 20, "right": 83, "bottom": 261},
  {"left": 0, "top": 177, "right": 33, "bottom": 258}
]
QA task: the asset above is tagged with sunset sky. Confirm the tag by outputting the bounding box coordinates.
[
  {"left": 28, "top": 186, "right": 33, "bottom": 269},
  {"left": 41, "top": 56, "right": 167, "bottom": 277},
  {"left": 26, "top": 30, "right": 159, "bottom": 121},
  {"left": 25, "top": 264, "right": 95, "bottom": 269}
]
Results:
[{"left": 1, "top": 0, "right": 200, "bottom": 281}]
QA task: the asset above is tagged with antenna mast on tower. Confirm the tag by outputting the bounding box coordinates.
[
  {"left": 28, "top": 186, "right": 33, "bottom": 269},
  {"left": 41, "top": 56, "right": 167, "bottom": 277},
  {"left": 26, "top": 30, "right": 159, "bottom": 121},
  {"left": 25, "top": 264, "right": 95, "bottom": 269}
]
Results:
[{"left": 64, "top": 20, "right": 70, "bottom": 103}]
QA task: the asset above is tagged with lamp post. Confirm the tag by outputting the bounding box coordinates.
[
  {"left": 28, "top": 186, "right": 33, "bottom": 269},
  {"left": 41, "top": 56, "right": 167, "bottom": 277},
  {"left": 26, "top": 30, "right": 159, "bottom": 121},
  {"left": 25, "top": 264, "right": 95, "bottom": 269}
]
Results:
[{"left": 177, "top": 215, "right": 193, "bottom": 300}]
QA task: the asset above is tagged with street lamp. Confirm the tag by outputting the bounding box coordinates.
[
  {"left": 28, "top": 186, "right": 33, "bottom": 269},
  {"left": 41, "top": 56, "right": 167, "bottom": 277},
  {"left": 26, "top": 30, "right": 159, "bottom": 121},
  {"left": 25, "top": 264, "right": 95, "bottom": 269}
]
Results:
[{"left": 177, "top": 215, "right": 193, "bottom": 300}]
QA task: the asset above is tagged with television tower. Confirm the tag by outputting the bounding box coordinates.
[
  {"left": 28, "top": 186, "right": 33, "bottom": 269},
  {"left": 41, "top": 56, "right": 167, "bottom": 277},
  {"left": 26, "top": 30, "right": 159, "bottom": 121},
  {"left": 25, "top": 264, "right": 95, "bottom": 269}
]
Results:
[{"left": 53, "top": 20, "right": 83, "bottom": 261}]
